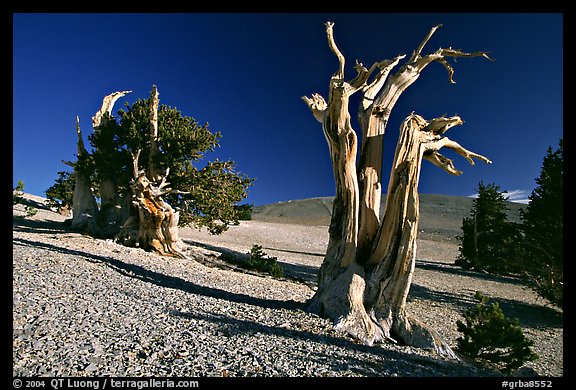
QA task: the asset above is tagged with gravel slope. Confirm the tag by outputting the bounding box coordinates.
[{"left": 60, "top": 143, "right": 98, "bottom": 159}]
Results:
[{"left": 13, "top": 196, "right": 563, "bottom": 377}]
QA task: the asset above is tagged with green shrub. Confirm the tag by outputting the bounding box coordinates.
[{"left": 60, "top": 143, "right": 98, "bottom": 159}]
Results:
[
  {"left": 246, "top": 244, "right": 283, "bottom": 278},
  {"left": 13, "top": 180, "right": 38, "bottom": 218},
  {"left": 456, "top": 291, "right": 538, "bottom": 373},
  {"left": 234, "top": 204, "right": 253, "bottom": 221},
  {"left": 45, "top": 170, "right": 75, "bottom": 213},
  {"left": 25, "top": 205, "right": 38, "bottom": 218},
  {"left": 13, "top": 179, "right": 25, "bottom": 205}
]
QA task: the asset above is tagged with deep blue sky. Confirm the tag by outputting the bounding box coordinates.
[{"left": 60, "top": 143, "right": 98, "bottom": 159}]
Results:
[{"left": 13, "top": 13, "right": 563, "bottom": 206}]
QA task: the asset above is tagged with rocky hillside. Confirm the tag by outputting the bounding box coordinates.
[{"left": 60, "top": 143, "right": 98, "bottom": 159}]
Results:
[{"left": 252, "top": 194, "right": 524, "bottom": 240}]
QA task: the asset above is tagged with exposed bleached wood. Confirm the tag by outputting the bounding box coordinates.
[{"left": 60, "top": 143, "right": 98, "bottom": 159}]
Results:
[
  {"left": 116, "top": 148, "right": 186, "bottom": 258},
  {"left": 303, "top": 21, "right": 492, "bottom": 356},
  {"left": 91, "top": 90, "right": 132, "bottom": 129},
  {"left": 355, "top": 55, "right": 406, "bottom": 260},
  {"left": 302, "top": 22, "right": 370, "bottom": 331},
  {"left": 356, "top": 25, "right": 492, "bottom": 258},
  {"left": 147, "top": 85, "right": 162, "bottom": 182},
  {"left": 70, "top": 116, "right": 98, "bottom": 231},
  {"left": 364, "top": 114, "right": 489, "bottom": 355},
  {"left": 92, "top": 90, "right": 133, "bottom": 235}
]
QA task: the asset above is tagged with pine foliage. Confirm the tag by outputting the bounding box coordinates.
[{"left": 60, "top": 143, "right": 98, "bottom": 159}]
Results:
[{"left": 456, "top": 291, "right": 538, "bottom": 373}]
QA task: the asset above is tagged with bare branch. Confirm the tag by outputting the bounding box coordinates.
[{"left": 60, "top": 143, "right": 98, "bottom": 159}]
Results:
[
  {"left": 325, "top": 21, "right": 345, "bottom": 79},
  {"left": 75, "top": 115, "right": 87, "bottom": 155},
  {"left": 409, "top": 24, "right": 442, "bottom": 62},
  {"left": 148, "top": 85, "right": 161, "bottom": 182},
  {"left": 149, "top": 85, "right": 159, "bottom": 141},
  {"left": 361, "top": 55, "right": 406, "bottom": 111},
  {"left": 157, "top": 167, "right": 170, "bottom": 190},
  {"left": 423, "top": 136, "right": 492, "bottom": 175},
  {"left": 434, "top": 48, "right": 493, "bottom": 83},
  {"left": 438, "top": 137, "right": 492, "bottom": 165},
  {"left": 130, "top": 149, "right": 141, "bottom": 180},
  {"left": 167, "top": 189, "right": 191, "bottom": 195},
  {"left": 440, "top": 47, "right": 493, "bottom": 61},
  {"left": 92, "top": 90, "right": 132, "bottom": 129},
  {"left": 302, "top": 93, "right": 327, "bottom": 123},
  {"left": 423, "top": 151, "right": 463, "bottom": 176},
  {"left": 423, "top": 115, "right": 464, "bottom": 135},
  {"left": 347, "top": 60, "right": 371, "bottom": 90},
  {"left": 437, "top": 57, "right": 456, "bottom": 84}
]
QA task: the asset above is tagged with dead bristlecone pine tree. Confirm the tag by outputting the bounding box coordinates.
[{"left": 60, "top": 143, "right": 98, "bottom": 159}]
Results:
[
  {"left": 302, "top": 21, "right": 493, "bottom": 357},
  {"left": 69, "top": 87, "right": 186, "bottom": 258}
]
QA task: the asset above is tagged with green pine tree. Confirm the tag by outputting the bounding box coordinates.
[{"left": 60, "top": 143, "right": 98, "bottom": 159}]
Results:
[
  {"left": 45, "top": 170, "right": 75, "bottom": 213},
  {"left": 520, "top": 139, "right": 563, "bottom": 307},
  {"left": 46, "top": 87, "right": 254, "bottom": 236},
  {"left": 456, "top": 291, "right": 538, "bottom": 373},
  {"left": 456, "top": 181, "right": 520, "bottom": 273}
]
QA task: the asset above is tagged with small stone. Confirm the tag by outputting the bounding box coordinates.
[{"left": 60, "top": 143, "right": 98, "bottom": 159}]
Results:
[{"left": 85, "top": 363, "right": 98, "bottom": 372}]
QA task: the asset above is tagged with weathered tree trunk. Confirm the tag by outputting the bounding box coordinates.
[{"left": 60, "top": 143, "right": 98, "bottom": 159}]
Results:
[
  {"left": 147, "top": 85, "right": 162, "bottom": 183},
  {"left": 69, "top": 115, "right": 98, "bottom": 231},
  {"left": 92, "top": 90, "right": 133, "bottom": 236},
  {"left": 356, "top": 54, "right": 405, "bottom": 260},
  {"left": 70, "top": 87, "right": 185, "bottom": 257},
  {"left": 302, "top": 21, "right": 492, "bottom": 356},
  {"left": 115, "top": 87, "right": 187, "bottom": 258},
  {"left": 116, "top": 152, "right": 186, "bottom": 258}
]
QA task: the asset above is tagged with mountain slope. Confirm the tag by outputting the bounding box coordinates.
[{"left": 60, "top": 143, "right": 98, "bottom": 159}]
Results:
[{"left": 252, "top": 194, "right": 525, "bottom": 240}]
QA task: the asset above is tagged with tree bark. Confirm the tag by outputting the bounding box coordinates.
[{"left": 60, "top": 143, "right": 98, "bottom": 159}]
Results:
[
  {"left": 92, "top": 90, "right": 132, "bottom": 130},
  {"left": 116, "top": 152, "right": 186, "bottom": 258},
  {"left": 69, "top": 115, "right": 98, "bottom": 231},
  {"left": 92, "top": 90, "right": 132, "bottom": 236},
  {"left": 70, "top": 88, "right": 186, "bottom": 257},
  {"left": 114, "top": 87, "right": 187, "bottom": 258},
  {"left": 303, "top": 21, "right": 492, "bottom": 356},
  {"left": 147, "top": 85, "right": 162, "bottom": 182}
]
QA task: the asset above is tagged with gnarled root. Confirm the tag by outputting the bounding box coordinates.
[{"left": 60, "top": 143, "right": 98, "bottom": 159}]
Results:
[
  {"left": 307, "top": 262, "right": 391, "bottom": 346},
  {"left": 309, "top": 265, "right": 457, "bottom": 358},
  {"left": 379, "top": 309, "right": 457, "bottom": 359}
]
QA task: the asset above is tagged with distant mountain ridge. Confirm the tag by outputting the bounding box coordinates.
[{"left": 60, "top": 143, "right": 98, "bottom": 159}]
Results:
[{"left": 252, "top": 194, "right": 525, "bottom": 241}]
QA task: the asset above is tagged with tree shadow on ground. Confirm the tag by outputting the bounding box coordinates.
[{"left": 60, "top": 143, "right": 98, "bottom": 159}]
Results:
[
  {"left": 183, "top": 239, "right": 319, "bottom": 287},
  {"left": 15, "top": 235, "right": 495, "bottom": 375},
  {"left": 168, "top": 309, "right": 499, "bottom": 377},
  {"left": 415, "top": 259, "right": 526, "bottom": 286},
  {"left": 13, "top": 236, "right": 302, "bottom": 312},
  {"left": 12, "top": 215, "right": 71, "bottom": 235},
  {"left": 409, "top": 283, "right": 563, "bottom": 329},
  {"left": 14, "top": 196, "right": 52, "bottom": 210},
  {"left": 261, "top": 246, "right": 325, "bottom": 258}
]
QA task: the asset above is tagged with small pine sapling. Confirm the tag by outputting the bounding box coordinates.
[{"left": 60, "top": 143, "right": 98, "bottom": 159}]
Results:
[
  {"left": 247, "top": 244, "right": 284, "bottom": 278},
  {"left": 456, "top": 291, "right": 538, "bottom": 373}
]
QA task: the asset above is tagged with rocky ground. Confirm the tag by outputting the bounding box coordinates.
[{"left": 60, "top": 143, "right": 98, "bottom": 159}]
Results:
[{"left": 13, "top": 195, "right": 563, "bottom": 378}]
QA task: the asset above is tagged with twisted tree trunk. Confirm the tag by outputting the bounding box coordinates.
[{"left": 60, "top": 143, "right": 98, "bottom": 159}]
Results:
[
  {"left": 92, "top": 90, "right": 132, "bottom": 236},
  {"left": 147, "top": 85, "right": 162, "bottom": 183},
  {"left": 69, "top": 116, "right": 98, "bottom": 231},
  {"left": 302, "top": 22, "right": 492, "bottom": 356},
  {"left": 69, "top": 91, "right": 132, "bottom": 235},
  {"left": 115, "top": 87, "right": 187, "bottom": 258},
  {"left": 115, "top": 155, "right": 186, "bottom": 258}
]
